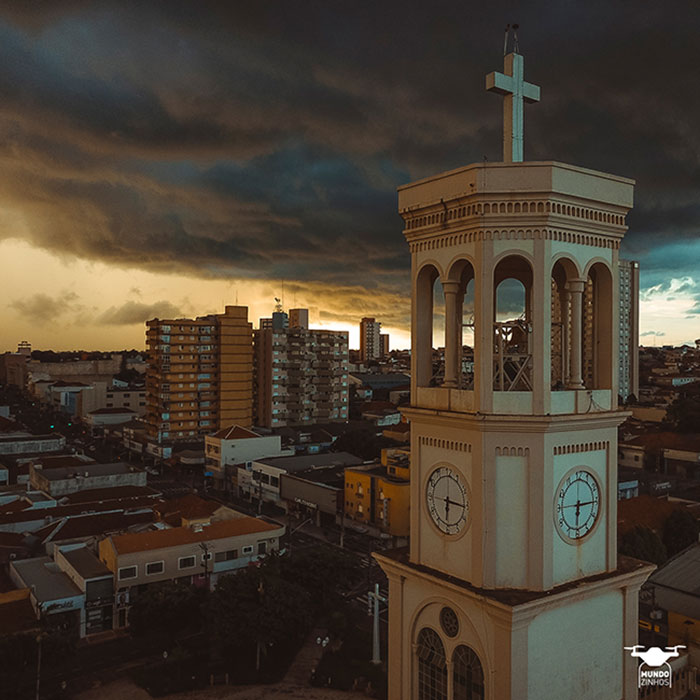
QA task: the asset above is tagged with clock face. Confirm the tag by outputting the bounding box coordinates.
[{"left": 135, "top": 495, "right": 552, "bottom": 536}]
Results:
[
  {"left": 555, "top": 469, "right": 601, "bottom": 541},
  {"left": 426, "top": 467, "right": 469, "bottom": 535}
]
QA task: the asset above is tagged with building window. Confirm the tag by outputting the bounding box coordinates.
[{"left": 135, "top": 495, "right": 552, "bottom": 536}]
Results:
[
  {"left": 270, "top": 476, "right": 279, "bottom": 488},
  {"left": 242, "top": 545, "right": 254, "bottom": 555},
  {"left": 146, "top": 561, "right": 164, "bottom": 576},
  {"left": 417, "top": 628, "right": 447, "bottom": 700},
  {"left": 118, "top": 565, "right": 137, "bottom": 580},
  {"left": 258, "top": 541, "right": 267, "bottom": 555},
  {"left": 215, "top": 549, "right": 238, "bottom": 562},
  {"left": 453, "top": 645, "right": 485, "bottom": 700},
  {"left": 178, "top": 556, "right": 196, "bottom": 569}
]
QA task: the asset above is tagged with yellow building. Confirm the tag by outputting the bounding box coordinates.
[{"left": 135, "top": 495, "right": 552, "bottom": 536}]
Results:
[
  {"left": 145, "top": 305, "right": 253, "bottom": 443},
  {"left": 344, "top": 453, "right": 410, "bottom": 538}
]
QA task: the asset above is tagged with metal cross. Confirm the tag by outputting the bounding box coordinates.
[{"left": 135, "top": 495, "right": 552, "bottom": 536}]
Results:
[{"left": 486, "top": 52, "right": 540, "bottom": 163}]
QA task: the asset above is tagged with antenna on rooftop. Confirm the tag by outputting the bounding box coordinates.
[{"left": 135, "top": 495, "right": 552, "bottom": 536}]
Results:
[
  {"left": 274, "top": 297, "right": 283, "bottom": 313},
  {"left": 503, "top": 22, "right": 520, "bottom": 55}
]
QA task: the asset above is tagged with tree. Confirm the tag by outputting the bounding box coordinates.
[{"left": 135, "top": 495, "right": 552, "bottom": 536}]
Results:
[
  {"left": 271, "top": 547, "right": 360, "bottom": 613},
  {"left": 619, "top": 526, "right": 667, "bottom": 566},
  {"left": 209, "top": 564, "right": 312, "bottom": 674},
  {"left": 128, "top": 581, "right": 205, "bottom": 641},
  {"left": 666, "top": 395, "right": 700, "bottom": 433},
  {"left": 663, "top": 509, "right": 700, "bottom": 558}
]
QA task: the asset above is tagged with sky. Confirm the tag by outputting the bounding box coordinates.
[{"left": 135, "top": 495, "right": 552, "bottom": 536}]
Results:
[{"left": 1, "top": 1, "right": 699, "bottom": 352}]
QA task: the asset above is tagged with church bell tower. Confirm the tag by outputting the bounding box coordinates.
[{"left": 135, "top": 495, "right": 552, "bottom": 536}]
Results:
[{"left": 375, "top": 44, "right": 654, "bottom": 700}]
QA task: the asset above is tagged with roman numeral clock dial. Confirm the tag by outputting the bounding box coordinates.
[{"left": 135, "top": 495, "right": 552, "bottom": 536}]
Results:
[
  {"left": 426, "top": 467, "right": 469, "bottom": 535},
  {"left": 555, "top": 469, "right": 601, "bottom": 541}
]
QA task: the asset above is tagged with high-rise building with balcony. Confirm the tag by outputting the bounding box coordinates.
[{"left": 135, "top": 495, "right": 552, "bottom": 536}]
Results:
[
  {"left": 253, "top": 318, "right": 349, "bottom": 428},
  {"left": 359, "top": 317, "right": 381, "bottom": 362},
  {"left": 145, "top": 306, "right": 253, "bottom": 443}
]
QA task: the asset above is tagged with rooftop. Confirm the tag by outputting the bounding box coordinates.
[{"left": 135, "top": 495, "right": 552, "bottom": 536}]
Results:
[
  {"left": 650, "top": 543, "right": 700, "bottom": 596},
  {"left": 50, "top": 380, "right": 91, "bottom": 388},
  {"left": 109, "top": 516, "right": 281, "bottom": 555},
  {"left": 60, "top": 485, "right": 160, "bottom": 504},
  {"left": 210, "top": 425, "right": 261, "bottom": 440},
  {"left": 11, "top": 556, "right": 82, "bottom": 603},
  {"left": 34, "top": 510, "right": 154, "bottom": 543},
  {"left": 30, "top": 455, "right": 96, "bottom": 470},
  {"left": 0, "top": 433, "right": 63, "bottom": 444},
  {"left": 60, "top": 546, "right": 112, "bottom": 580},
  {"left": 155, "top": 493, "right": 223, "bottom": 521},
  {"left": 255, "top": 451, "right": 363, "bottom": 473},
  {"left": 618, "top": 495, "right": 684, "bottom": 535},
  {"left": 89, "top": 407, "right": 137, "bottom": 415},
  {"left": 621, "top": 431, "right": 700, "bottom": 453},
  {"left": 282, "top": 466, "right": 346, "bottom": 489},
  {"left": 0, "top": 497, "right": 157, "bottom": 526},
  {"left": 36, "top": 462, "right": 141, "bottom": 481}
]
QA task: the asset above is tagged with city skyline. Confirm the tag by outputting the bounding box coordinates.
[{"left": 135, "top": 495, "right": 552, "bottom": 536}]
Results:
[{"left": 1, "top": 2, "right": 699, "bottom": 351}]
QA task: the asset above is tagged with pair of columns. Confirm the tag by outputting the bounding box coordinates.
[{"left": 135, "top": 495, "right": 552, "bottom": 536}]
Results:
[{"left": 440, "top": 277, "right": 586, "bottom": 391}]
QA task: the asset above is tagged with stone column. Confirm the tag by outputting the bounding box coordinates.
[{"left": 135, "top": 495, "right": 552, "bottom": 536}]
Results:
[
  {"left": 442, "top": 281, "right": 460, "bottom": 388},
  {"left": 560, "top": 290, "right": 570, "bottom": 386},
  {"left": 566, "top": 279, "right": 585, "bottom": 390}
]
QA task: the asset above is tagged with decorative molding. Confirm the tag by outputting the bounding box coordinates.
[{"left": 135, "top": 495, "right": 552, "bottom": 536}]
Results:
[
  {"left": 553, "top": 441, "right": 608, "bottom": 456},
  {"left": 418, "top": 436, "right": 472, "bottom": 453},
  {"left": 403, "top": 199, "right": 626, "bottom": 232},
  {"left": 495, "top": 446, "right": 530, "bottom": 457},
  {"left": 408, "top": 227, "right": 621, "bottom": 254}
]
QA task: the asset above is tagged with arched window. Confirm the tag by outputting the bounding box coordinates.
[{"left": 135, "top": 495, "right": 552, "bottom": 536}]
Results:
[
  {"left": 416, "top": 628, "right": 447, "bottom": 700},
  {"left": 453, "top": 645, "right": 484, "bottom": 700},
  {"left": 493, "top": 255, "right": 533, "bottom": 391}
]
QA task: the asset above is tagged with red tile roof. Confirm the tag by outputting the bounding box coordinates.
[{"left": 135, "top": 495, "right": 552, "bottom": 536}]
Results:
[
  {"left": 155, "top": 494, "right": 222, "bottom": 522},
  {"left": 618, "top": 495, "right": 684, "bottom": 535},
  {"left": 109, "top": 517, "right": 281, "bottom": 554},
  {"left": 622, "top": 432, "right": 700, "bottom": 453},
  {"left": 210, "top": 425, "right": 261, "bottom": 440},
  {"left": 37, "top": 510, "right": 155, "bottom": 543}
]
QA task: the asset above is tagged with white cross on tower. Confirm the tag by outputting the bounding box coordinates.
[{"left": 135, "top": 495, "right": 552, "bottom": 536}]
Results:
[{"left": 486, "top": 52, "right": 540, "bottom": 163}]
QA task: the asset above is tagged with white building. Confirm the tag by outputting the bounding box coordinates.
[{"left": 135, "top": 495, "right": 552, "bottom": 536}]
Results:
[
  {"left": 238, "top": 451, "right": 363, "bottom": 505},
  {"left": 204, "top": 424, "right": 288, "bottom": 487}
]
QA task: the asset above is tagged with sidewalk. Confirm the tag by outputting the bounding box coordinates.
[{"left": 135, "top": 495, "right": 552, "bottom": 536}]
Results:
[{"left": 282, "top": 626, "right": 328, "bottom": 685}]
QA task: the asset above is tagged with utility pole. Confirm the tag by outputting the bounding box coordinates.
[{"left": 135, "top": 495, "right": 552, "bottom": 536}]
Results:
[
  {"left": 367, "top": 583, "right": 387, "bottom": 665},
  {"left": 199, "top": 541, "right": 211, "bottom": 589}
]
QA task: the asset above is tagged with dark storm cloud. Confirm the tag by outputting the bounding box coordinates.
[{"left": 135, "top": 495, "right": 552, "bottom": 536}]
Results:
[
  {"left": 10, "top": 291, "right": 79, "bottom": 323},
  {"left": 99, "top": 300, "right": 184, "bottom": 325},
  {"left": 1, "top": 0, "right": 699, "bottom": 306}
]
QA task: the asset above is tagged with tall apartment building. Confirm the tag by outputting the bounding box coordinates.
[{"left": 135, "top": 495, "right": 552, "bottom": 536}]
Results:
[
  {"left": 289, "top": 308, "right": 309, "bottom": 329},
  {"left": 254, "top": 321, "right": 349, "bottom": 428},
  {"left": 145, "top": 306, "right": 253, "bottom": 443},
  {"left": 618, "top": 259, "right": 640, "bottom": 401},
  {"left": 380, "top": 333, "right": 390, "bottom": 357},
  {"left": 359, "top": 317, "right": 382, "bottom": 362}
]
